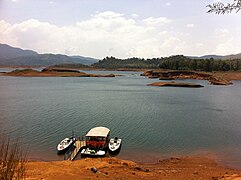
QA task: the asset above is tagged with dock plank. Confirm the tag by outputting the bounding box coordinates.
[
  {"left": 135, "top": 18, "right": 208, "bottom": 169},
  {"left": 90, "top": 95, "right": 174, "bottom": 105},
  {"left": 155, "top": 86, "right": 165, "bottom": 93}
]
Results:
[{"left": 67, "top": 140, "right": 86, "bottom": 161}]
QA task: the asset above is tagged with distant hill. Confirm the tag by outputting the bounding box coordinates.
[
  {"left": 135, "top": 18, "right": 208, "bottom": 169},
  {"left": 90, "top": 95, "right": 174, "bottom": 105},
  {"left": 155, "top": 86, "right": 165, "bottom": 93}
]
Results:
[
  {"left": 70, "top": 55, "right": 99, "bottom": 65},
  {"left": 0, "top": 43, "right": 37, "bottom": 59},
  {"left": 189, "top": 55, "right": 225, "bottom": 60},
  {"left": 190, "top": 53, "right": 241, "bottom": 60},
  {"left": 224, "top": 53, "right": 241, "bottom": 60},
  {"left": 0, "top": 44, "right": 99, "bottom": 66},
  {"left": 1, "top": 43, "right": 241, "bottom": 67}
]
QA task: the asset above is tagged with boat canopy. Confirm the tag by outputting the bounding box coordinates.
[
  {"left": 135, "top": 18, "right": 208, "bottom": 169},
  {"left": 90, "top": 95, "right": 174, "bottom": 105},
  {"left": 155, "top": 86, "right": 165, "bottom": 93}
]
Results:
[{"left": 86, "top": 127, "right": 110, "bottom": 137}]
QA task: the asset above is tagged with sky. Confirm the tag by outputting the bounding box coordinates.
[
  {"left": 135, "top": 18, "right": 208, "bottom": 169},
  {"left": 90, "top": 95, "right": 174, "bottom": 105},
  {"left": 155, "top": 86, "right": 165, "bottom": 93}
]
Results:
[{"left": 0, "top": 0, "right": 241, "bottom": 59}]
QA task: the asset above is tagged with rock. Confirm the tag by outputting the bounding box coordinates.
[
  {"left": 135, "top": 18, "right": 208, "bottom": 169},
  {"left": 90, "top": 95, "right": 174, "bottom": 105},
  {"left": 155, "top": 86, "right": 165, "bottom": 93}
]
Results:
[
  {"left": 104, "top": 74, "right": 115, "bottom": 77},
  {"left": 140, "top": 70, "right": 153, "bottom": 76},
  {"left": 122, "top": 162, "right": 128, "bottom": 166},
  {"left": 209, "top": 77, "right": 232, "bottom": 85},
  {"left": 148, "top": 76, "right": 159, "bottom": 78},
  {"left": 91, "top": 167, "right": 98, "bottom": 173},
  {"left": 144, "top": 168, "right": 150, "bottom": 172},
  {"left": 134, "top": 167, "right": 142, "bottom": 171}
]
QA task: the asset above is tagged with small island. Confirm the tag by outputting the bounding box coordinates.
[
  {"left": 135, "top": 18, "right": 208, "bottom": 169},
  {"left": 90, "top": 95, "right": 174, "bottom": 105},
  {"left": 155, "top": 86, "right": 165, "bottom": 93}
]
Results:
[
  {"left": 147, "top": 81, "right": 204, "bottom": 88},
  {"left": 1, "top": 68, "right": 115, "bottom": 77}
]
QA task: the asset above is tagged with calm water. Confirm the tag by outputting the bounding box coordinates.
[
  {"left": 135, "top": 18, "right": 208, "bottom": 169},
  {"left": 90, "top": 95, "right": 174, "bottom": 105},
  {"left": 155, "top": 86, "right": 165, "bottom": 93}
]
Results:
[{"left": 0, "top": 69, "right": 241, "bottom": 169}]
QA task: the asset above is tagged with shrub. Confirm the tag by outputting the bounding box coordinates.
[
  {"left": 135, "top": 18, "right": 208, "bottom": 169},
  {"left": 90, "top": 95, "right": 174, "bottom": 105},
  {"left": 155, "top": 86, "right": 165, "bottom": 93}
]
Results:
[{"left": 0, "top": 135, "right": 26, "bottom": 179}]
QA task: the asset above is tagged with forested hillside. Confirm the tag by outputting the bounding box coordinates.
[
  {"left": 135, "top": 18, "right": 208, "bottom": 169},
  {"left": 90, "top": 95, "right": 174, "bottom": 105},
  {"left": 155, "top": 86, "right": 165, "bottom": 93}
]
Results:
[{"left": 93, "top": 55, "right": 241, "bottom": 71}]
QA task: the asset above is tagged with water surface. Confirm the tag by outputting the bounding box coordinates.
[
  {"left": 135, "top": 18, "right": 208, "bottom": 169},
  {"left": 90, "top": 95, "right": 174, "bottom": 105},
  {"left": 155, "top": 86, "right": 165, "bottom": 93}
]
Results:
[{"left": 0, "top": 69, "right": 240, "bottom": 169}]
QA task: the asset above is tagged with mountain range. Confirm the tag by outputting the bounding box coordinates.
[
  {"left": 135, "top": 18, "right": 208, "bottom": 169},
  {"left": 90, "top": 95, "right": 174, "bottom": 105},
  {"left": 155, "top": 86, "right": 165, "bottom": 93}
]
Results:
[
  {"left": 189, "top": 54, "right": 241, "bottom": 60},
  {"left": 0, "top": 44, "right": 99, "bottom": 66},
  {"left": 0, "top": 43, "right": 241, "bottom": 67}
]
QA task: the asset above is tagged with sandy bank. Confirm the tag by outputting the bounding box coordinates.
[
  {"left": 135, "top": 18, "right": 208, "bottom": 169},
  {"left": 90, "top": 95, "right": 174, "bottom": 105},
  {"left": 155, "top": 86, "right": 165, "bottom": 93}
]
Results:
[{"left": 25, "top": 157, "right": 241, "bottom": 179}]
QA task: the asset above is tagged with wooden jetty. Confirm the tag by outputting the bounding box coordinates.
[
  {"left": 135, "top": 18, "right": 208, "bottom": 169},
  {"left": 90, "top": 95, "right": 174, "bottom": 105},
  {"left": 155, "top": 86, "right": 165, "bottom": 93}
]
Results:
[{"left": 64, "top": 140, "right": 86, "bottom": 161}]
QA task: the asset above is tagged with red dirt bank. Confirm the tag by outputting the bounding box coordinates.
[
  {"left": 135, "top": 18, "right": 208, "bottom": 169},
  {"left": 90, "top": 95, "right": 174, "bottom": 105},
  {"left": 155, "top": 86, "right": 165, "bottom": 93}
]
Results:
[{"left": 25, "top": 157, "right": 241, "bottom": 180}]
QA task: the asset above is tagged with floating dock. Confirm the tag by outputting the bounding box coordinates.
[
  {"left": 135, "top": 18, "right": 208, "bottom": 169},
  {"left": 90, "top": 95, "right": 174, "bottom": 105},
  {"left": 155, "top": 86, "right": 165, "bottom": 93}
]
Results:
[{"left": 64, "top": 140, "right": 86, "bottom": 161}]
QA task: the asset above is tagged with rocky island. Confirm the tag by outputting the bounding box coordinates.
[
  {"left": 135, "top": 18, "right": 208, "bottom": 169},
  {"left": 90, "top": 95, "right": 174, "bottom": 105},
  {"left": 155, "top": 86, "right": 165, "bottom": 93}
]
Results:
[
  {"left": 1, "top": 68, "right": 115, "bottom": 77},
  {"left": 141, "top": 70, "right": 233, "bottom": 85},
  {"left": 148, "top": 81, "right": 204, "bottom": 88}
]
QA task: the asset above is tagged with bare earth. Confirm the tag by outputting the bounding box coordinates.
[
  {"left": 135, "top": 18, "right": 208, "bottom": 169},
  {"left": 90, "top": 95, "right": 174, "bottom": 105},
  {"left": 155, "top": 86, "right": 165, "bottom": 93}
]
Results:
[
  {"left": 213, "top": 71, "right": 241, "bottom": 81},
  {"left": 25, "top": 157, "right": 241, "bottom": 180}
]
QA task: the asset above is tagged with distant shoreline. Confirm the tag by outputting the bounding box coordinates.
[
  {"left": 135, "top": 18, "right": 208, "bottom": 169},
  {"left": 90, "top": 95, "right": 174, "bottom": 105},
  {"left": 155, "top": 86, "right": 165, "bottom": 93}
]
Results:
[{"left": 1, "top": 67, "right": 241, "bottom": 86}]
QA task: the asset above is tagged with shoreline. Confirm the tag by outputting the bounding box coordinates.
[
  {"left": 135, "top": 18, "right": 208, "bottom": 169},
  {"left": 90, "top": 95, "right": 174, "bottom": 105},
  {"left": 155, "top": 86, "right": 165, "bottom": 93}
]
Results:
[
  {"left": 25, "top": 156, "right": 241, "bottom": 179},
  {"left": 1, "top": 67, "right": 241, "bottom": 82},
  {"left": 26, "top": 148, "right": 241, "bottom": 171}
]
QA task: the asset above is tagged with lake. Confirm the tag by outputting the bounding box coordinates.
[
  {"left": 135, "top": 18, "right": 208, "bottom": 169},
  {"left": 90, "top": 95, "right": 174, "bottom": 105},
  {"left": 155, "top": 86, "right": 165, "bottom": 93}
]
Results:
[{"left": 0, "top": 69, "right": 241, "bottom": 169}]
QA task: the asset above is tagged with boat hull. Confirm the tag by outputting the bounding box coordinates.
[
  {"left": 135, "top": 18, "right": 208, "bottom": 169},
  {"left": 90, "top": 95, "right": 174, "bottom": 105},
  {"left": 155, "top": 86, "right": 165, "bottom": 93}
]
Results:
[
  {"left": 57, "top": 137, "right": 76, "bottom": 154},
  {"left": 81, "top": 148, "right": 106, "bottom": 157},
  {"left": 108, "top": 138, "right": 122, "bottom": 153}
]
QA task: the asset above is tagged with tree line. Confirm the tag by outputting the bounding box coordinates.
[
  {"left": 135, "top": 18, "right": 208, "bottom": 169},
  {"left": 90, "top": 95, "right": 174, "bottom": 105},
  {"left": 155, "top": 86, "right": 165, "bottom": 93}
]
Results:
[{"left": 92, "top": 55, "right": 241, "bottom": 72}]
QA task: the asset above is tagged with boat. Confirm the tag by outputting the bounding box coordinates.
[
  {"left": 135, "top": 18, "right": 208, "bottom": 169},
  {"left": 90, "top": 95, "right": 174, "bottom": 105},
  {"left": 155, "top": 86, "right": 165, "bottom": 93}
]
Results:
[
  {"left": 81, "top": 126, "right": 110, "bottom": 157},
  {"left": 57, "top": 137, "right": 76, "bottom": 153},
  {"left": 108, "top": 137, "right": 122, "bottom": 152},
  {"left": 81, "top": 148, "right": 106, "bottom": 156}
]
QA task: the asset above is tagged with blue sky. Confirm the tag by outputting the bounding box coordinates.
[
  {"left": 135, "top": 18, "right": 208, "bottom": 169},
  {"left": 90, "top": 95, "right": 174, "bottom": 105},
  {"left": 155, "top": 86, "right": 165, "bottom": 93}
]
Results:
[{"left": 0, "top": 0, "right": 241, "bottom": 58}]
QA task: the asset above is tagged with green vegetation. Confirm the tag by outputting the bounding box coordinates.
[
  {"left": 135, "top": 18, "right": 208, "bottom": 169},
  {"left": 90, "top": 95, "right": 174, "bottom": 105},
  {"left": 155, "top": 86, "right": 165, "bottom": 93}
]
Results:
[
  {"left": 0, "top": 134, "right": 26, "bottom": 179},
  {"left": 50, "top": 63, "right": 89, "bottom": 69},
  {"left": 92, "top": 55, "right": 241, "bottom": 72},
  {"left": 12, "top": 69, "right": 38, "bottom": 73}
]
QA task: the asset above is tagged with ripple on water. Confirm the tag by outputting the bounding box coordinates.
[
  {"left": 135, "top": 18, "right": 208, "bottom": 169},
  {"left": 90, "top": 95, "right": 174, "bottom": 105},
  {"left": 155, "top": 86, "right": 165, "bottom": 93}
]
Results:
[{"left": 0, "top": 72, "right": 241, "bottom": 168}]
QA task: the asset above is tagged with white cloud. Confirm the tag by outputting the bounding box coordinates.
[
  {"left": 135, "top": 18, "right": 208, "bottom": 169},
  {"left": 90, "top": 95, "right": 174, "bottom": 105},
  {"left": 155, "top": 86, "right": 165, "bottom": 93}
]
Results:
[
  {"left": 0, "top": 11, "right": 240, "bottom": 58},
  {"left": 187, "top": 24, "right": 194, "bottom": 28},
  {"left": 212, "top": 28, "right": 241, "bottom": 55},
  {"left": 93, "top": 11, "right": 123, "bottom": 19},
  {"left": 143, "top": 17, "right": 171, "bottom": 26},
  {"left": 131, "top": 14, "right": 139, "bottom": 18},
  {"left": 214, "top": 28, "right": 229, "bottom": 38},
  {"left": 165, "top": 2, "right": 171, "bottom": 6}
]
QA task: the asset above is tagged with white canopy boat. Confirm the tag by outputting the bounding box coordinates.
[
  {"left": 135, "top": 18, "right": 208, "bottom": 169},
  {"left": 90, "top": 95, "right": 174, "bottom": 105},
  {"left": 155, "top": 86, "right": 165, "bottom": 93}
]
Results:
[
  {"left": 57, "top": 137, "right": 76, "bottom": 153},
  {"left": 81, "top": 126, "right": 110, "bottom": 157},
  {"left": 108, "top": 137, "right": 122, "bottom": 152}
]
